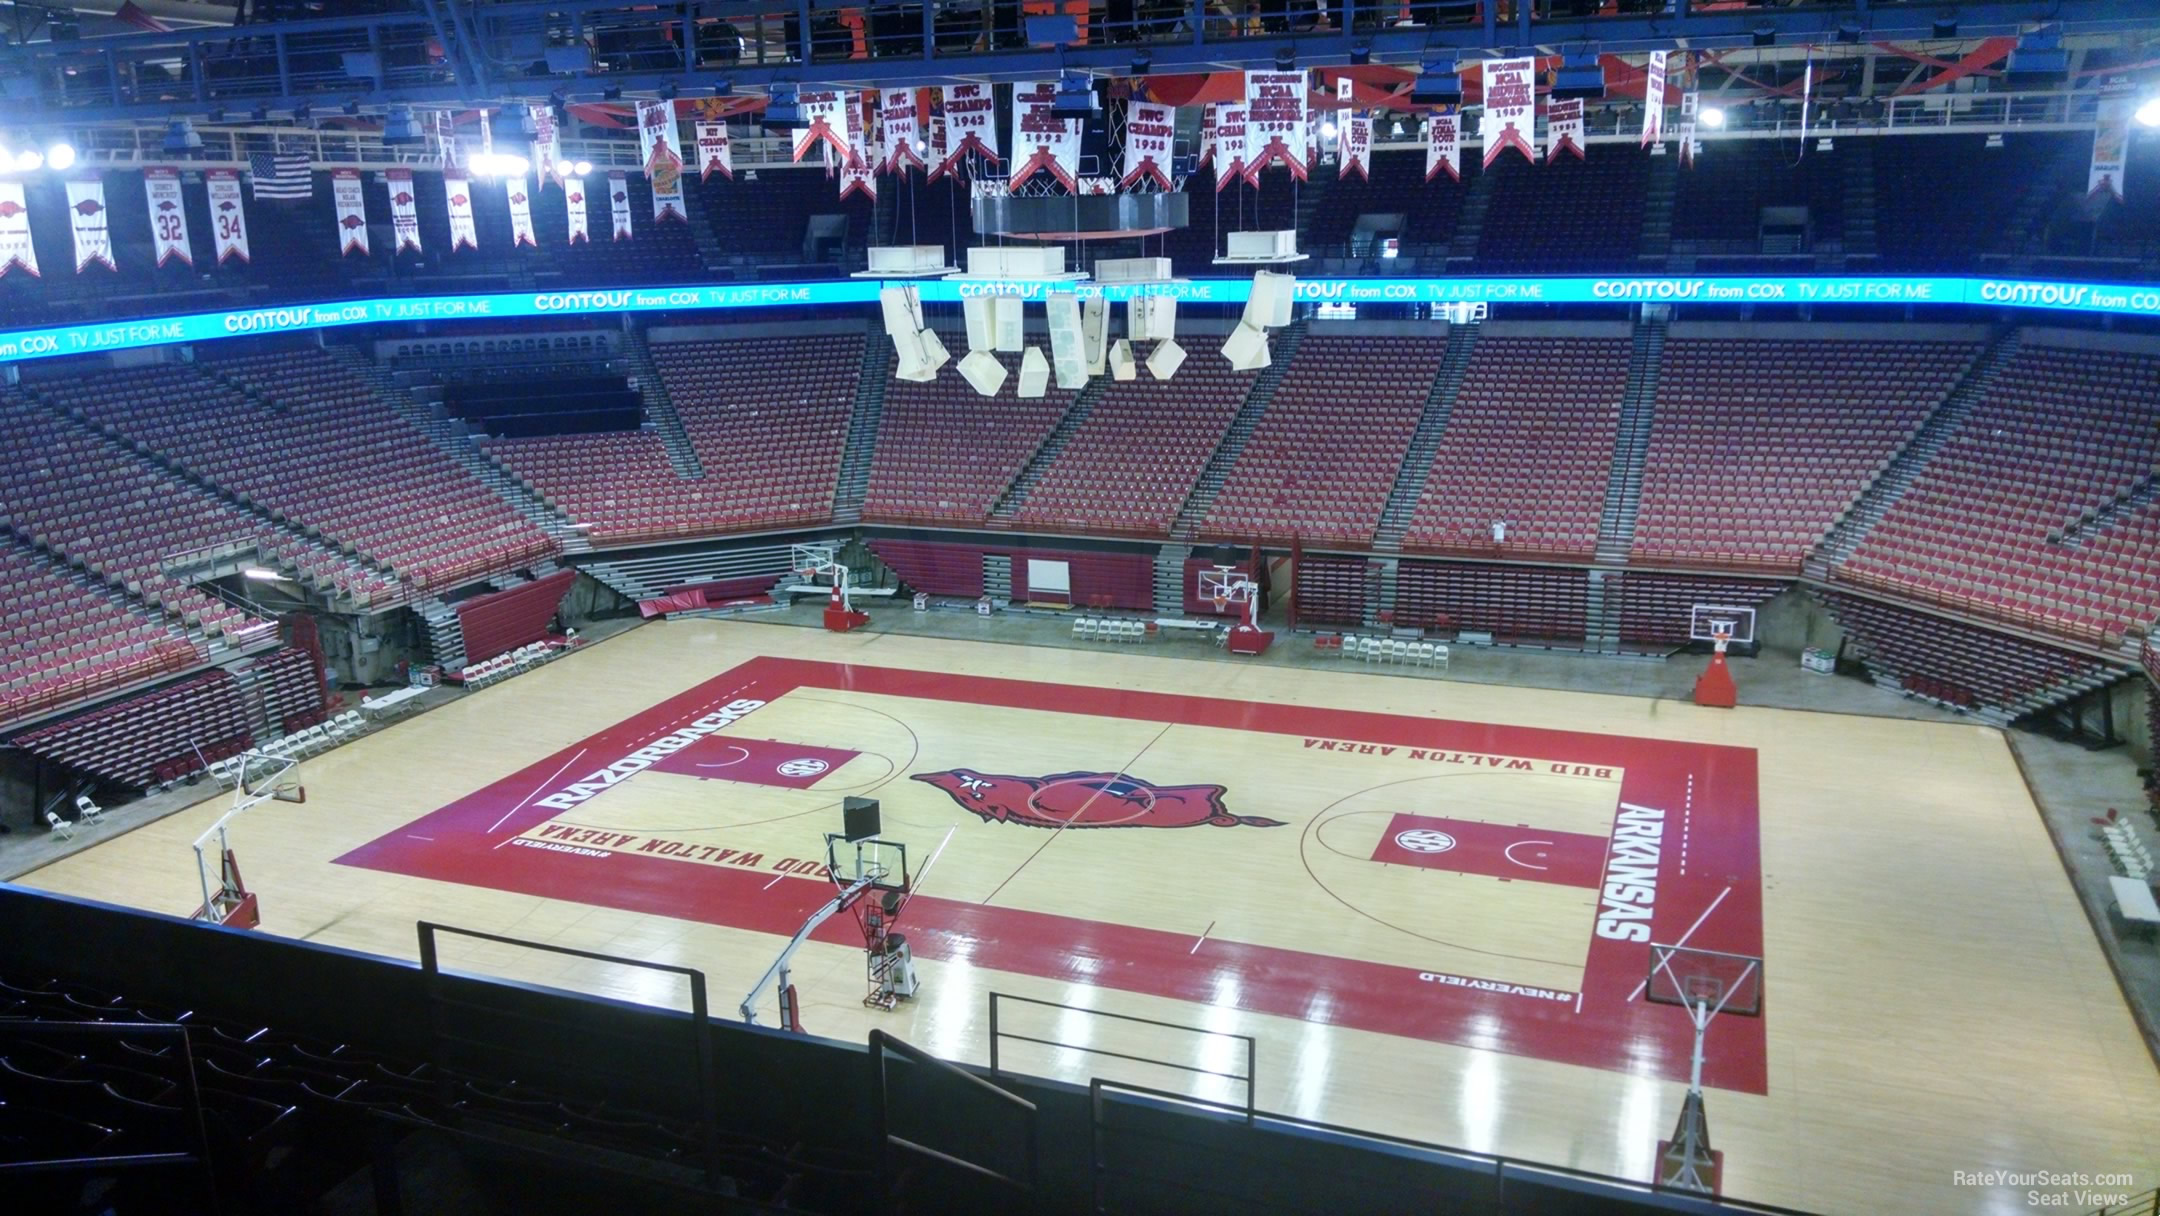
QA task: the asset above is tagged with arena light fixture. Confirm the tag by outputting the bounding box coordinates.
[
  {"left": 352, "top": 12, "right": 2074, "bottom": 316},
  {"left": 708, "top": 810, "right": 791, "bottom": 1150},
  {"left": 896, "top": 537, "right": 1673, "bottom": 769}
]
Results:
[
  {"left": 44, "top": 141, "right": 74, "bottom": 170},
  {"left": 470, "top": 151, "right": 530, "bottom": 177},
  {"left": 242, "top": 567, "right": 285, "bottom": 581},
  {"left": 2138, "top": 98, "right": 2160, "bottom": 129},
  {"left": 1320, "top": 119, "right": 1339, "bottom": 140},
  {"left": 13, "top": 148, "right": 41, "bottom": 171},
  {"left": 1699, "top": 106, "right": 1727, "bottom": 130},
  {"left": 571, "top": 159, "right": 593, "bottom": 175}
]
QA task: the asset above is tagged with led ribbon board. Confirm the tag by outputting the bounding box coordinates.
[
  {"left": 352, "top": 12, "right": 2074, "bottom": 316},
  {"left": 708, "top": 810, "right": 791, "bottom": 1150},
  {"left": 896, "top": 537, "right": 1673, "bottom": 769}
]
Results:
[{"left": 0, "top": 276, "right": 2152, "bottom": 363}]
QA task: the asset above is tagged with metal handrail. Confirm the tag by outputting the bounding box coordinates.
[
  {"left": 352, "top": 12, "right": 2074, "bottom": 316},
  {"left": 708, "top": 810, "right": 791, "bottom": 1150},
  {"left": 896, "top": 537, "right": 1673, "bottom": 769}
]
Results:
[
  {"left": 867, "top": 1028, "right": 1037, "bottom": 1199},
  {"left": 988, "top": 990, "right": 1257, "bottom": 1124},
  {"left": 414, "top": 920, "right": 723, "bottom": 1186},
  {"left": 1085, "top": 1076, "right": 1825, "bottom": 1216}
]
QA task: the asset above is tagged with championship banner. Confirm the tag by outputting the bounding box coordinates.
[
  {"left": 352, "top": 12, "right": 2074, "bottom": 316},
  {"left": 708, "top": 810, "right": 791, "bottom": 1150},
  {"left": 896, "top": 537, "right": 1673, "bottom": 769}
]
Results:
[
  {"left": 1547, "top": 98, "right": 1585, "bottom": 162},
  {"left": 939, "top": 82, "right": 998, "bottom": 175},
  {"left": 331, "top": 168, "right": 368, "bottom": 256},
  {"left": 924, "top": 89, "right": 950, "bottom": 182},
  {"left": 839, "top": 151, "right": 877, "bottom": 201},
  {"left": 1010, "top": 81, "right": 1082, "bottom": 192},
  {"left": 1196, "top": 103, "right": 1217, "bottom": 171},
  {"left": 2091, "top": 92, "right": 2131, "bottom": 200},
  {"left": 444, "top": 170, "right": 478, "bottom": 251},
  {"left": 145, "top": 166, "right": 191, "bottom": 267},
  {"left": 881, "top": 88, "right": 922, "bottom": 173},
  {"left": 386, "top": 167, "right": 422, "bottom": 255},
  {"left": 693, "top": 123, "right": 732, "bottom": 182},
  {"left": 532, "top": 105, "right": 564, "bottom": 188},
  {"left": 65, "top": 177, "right": 115, "bottom": 272},
  {"left": 205, "top": 169, "right": 247, "bottom": 265},
  {"left": 792, "top": 90, "right": 855, "bottom": 164},
  {"left": 609, "top": 171, "right": 633, "bottom": 240},
  {"left": 1339, "top": 110, "right": 1372, "bottom": 180},
  {"left": 506, "top": 177, "right": 537, "bottom": 247},
  {"left": 1480, "top": 57, "right": 1536, "bottom": 167},
  {"left": 1243, "top": 70, "right": 1309, "bottom": 179},
  {"left": 1120, "top": 100, "right": 1175, "bottom": 191},
  {"left": 1678, "top": 92, "right": 1699, "bottom": 169},
  {"left": 1426, "top": 108, "right": 1461, "bottom": 182},
  {"left": 1214, "top": 103, "right": 1255, "bottom": 190},
  {"left": 862, "top": 92, "right": 885, "bottom": 178},
  {"left": 566, "top": 177, "right": 590, "bottom": 245},
  {"left": 1641, "top": 50, "right": 1668, "bottom": 148},
  {"left": 637, "top": 99, "right": 687, "bottom": 222},
  {"left": 0, "top": 179, "right": 35, "bottom": 277}
]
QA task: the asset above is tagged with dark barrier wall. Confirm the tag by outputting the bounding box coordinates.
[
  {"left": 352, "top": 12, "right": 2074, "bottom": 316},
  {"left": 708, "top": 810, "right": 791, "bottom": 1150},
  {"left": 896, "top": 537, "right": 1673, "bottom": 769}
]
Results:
[{"left": 0, "top": 884, "right": 1804, "bottom": 1216}]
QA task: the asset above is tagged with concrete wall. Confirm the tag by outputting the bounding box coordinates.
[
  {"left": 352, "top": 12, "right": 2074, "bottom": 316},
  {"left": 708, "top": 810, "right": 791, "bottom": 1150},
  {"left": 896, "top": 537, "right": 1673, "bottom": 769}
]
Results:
[
  {"left": 1755, "top": 586, "right": 1845, "bottom": 658},
  {"left": 2122, "top": 678, "right": 2153, "bottom": 771}
]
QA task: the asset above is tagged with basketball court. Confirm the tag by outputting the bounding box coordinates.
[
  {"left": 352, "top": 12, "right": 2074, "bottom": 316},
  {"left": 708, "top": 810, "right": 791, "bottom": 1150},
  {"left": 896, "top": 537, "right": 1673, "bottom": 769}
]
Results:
[{"left": 18, "top": 618, "right": 2160, "bottom": 1213}]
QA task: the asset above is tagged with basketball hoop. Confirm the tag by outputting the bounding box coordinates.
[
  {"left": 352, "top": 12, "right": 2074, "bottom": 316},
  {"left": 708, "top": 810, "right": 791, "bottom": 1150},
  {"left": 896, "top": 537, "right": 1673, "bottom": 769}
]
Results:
[{"left": 1210, "top": 592, "right": 1229, "bottom": 614}]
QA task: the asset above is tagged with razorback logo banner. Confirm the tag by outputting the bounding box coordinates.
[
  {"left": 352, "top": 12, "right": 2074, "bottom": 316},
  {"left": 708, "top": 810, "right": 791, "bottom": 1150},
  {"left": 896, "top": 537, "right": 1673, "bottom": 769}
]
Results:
[{"left": 913, "top": 768, "right": 1284, "bottom": 829}]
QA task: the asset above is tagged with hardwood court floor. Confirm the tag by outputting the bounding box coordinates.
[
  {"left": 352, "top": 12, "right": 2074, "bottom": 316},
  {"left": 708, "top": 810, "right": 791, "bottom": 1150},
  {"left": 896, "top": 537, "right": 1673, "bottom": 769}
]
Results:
[{"left": 21, "top": 620, "right": 2160, "bottom": 1214}]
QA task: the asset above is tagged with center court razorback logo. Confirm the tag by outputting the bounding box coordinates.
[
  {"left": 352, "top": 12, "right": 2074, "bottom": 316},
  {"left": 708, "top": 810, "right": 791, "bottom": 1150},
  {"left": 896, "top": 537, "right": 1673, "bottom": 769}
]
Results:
[{"left": 913, "top": 769, "right": 1283, "bottom": 830}]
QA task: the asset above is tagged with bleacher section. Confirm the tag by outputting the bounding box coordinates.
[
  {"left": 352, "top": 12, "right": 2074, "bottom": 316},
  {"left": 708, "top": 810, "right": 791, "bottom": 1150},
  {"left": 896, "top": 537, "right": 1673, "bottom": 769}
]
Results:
[
  {"left": 1401, "top": 336, "right": 1629, "bottom": 560},
  {"left": 1307, "top": 152, "right": 1471, "bottom": 264},
  {"left": 1292, "top": 553, "right": 1370, "bottom": 626},
  {"left": 1671, "top": 141, "right": 1846, "bottom": 262},
  {"left": 1475, "top": 152, "right": 1650, "bottom": 270},
  {"left": 0, "top": 390, "right": 320, "bottom": 630},
  {"left": 1202, "top": 335, "right": 1447, "bottom": 546},
  {"left": 0, "top": 964, "right": 834, "bottom": 1213},
  {"left": 41, "top": 354, "right": 552, "bottom": 594},
  {"left": 1392, "top": 561, "right": 1590, "bottom": 643},
  {"left": 455, "top": 569, "right": 577, "bottom": 664},
  {"left": 663, "top": 335, "right": 860, "bottom": 529},
  {"left": 1165, "top": 167, "right": 1298, "bottom": 273},
  {"left": 1607, "top": 572, "right": 1786, "bottom": 647},
  {"left": 1013, "top": 338, "right": 1243, "bottom": 537},
  {"left": 250, "top": 645, "right": 328, "bottom": 734},
  {"left": 16, "top": 668, "right": 253, "bottom": 789},
  {"left": 864, "top": 361, "right": 1073, "bottom": 526},
  {"left": 1872, "top": 134, "right": 2079, "bottom": 270},
  {"left": 868, "top": 538, "right": 985, "bottom": 598},
  {"left": 1821, "top": 590, "right": 2120, "bottom": 717},
  {"left": 0, "top": 540, "right": 202, "bottom": 727},
  {"left": 483, "top": 431, "right": 711, "bottom": 546},
  {"left": 1630, "top": 336, "right": 1978, "bottom": 573},
  {"left": 1838, "top": 340, "right": 2160, "bottom": 647}
]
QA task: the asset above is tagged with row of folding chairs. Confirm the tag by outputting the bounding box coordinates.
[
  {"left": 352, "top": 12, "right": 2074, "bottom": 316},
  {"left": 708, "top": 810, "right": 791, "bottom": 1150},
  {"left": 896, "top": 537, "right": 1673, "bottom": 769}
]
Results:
[
  {"left": 206, "top": 711, "right": 366, "bottom": 788},
  {"left": 461, "top": 642, "right": 563, "bottom": 688},
  {"left": 1336, "top": 634, "right": 1450, "bottom": 669},
  {"left": 1074, "top": 617, "right": 1148, "bottom": 643},
  {"left": 44, "top": 793, "right": 104, "bottom": 839},
  {"left": 2103, "top": 819, "right": 2154, "bottom": 880}
]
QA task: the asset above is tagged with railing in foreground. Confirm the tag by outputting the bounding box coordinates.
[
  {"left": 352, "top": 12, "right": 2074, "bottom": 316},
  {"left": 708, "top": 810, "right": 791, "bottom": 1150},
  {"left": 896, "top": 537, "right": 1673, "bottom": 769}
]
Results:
[
  {"left": 1087, "top": 1078, "right": 1827, "bottom": 1216},
  {"left": 867, "top": 1028, "right": 1037, "bottom": 1202},
  {"left": 2095, "top": 1190, "right": 2160, "bottom": 1216},
  {"left": 988, "top": 989, "right": 1257, "bottom": 1124}
]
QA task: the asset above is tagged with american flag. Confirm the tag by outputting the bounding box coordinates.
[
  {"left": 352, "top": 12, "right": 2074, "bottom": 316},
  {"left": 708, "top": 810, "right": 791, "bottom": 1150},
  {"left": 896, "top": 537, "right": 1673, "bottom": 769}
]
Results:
[{"left": 248, "top": 153, "right": 312, "bottom": 201}]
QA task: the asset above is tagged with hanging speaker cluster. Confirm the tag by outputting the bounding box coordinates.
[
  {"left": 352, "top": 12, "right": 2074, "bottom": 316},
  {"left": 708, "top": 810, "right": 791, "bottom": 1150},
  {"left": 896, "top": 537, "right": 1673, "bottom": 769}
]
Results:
[
  {"left": 880, "top": 286, "right": 949, "bottom": 383},
  {"left": 1224, "top": 270, "right": 1295, "bottom": 372}
]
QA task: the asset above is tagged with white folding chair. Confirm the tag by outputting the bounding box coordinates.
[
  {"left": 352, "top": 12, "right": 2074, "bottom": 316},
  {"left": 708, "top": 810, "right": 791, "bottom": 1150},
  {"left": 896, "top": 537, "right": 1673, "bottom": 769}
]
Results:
[
  {"left": 1359, "top": 637, "right": 1381, "bottom": 662},
  {"left": 1337, "top": 633, "right": 1358, "bottom": 658},
  {"left": 45, "top": 811, "right": 75, "bottom": 840},
  {"left": 74, "top": 794, "right": 103, "bottom": 827},
  {"left": 1389, "top": 640, "right": 1409, "bottom": 664}
]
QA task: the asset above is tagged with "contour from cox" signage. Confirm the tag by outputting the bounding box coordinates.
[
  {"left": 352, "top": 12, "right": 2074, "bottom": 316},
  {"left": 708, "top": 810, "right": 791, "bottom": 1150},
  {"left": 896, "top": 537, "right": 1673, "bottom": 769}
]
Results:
[{"left": 0, "top": 274, "right": 2152, "bottom": 363}]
